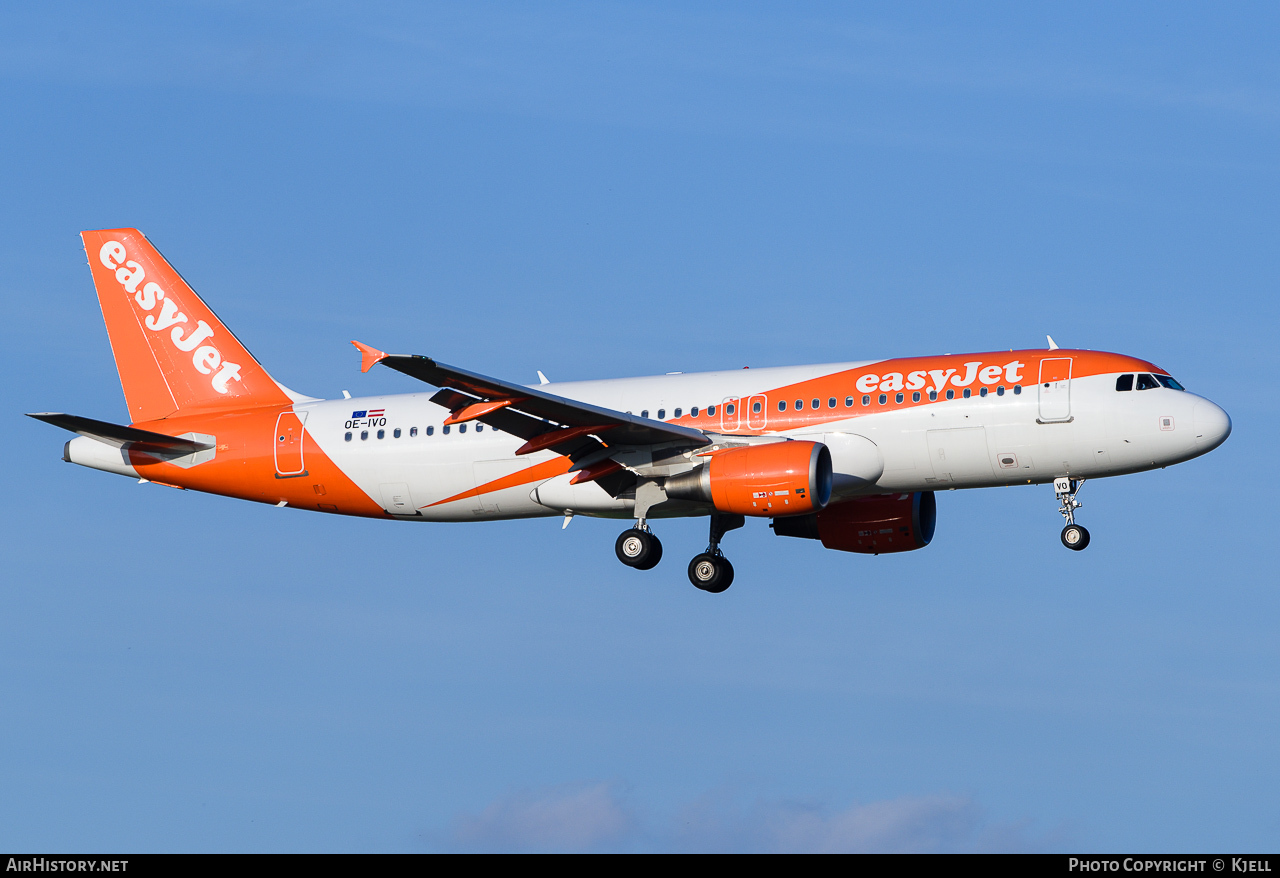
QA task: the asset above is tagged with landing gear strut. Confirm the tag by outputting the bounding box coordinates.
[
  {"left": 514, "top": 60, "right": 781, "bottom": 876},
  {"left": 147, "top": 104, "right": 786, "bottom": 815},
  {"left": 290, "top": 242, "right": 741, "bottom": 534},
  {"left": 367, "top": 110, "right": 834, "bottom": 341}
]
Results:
[
  {"left": 616, "top": 481, "right": 665, "bottom": 570},
  {"left": 688, "top": 513, "right": 744, "bottom": 593},
  {"left": 1055, "top": 477, "right": 1090, "bottom": 551}
]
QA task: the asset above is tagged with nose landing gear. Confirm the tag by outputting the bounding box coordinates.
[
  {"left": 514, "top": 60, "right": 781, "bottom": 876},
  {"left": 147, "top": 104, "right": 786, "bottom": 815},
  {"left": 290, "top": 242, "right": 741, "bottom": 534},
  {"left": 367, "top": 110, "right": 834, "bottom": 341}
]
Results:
[
  {"left": 688, "top": 513, "right": 744, "bottom": 593},
  {"left": 1055, "top": 477, "right": 1090, "bottom": 551}
]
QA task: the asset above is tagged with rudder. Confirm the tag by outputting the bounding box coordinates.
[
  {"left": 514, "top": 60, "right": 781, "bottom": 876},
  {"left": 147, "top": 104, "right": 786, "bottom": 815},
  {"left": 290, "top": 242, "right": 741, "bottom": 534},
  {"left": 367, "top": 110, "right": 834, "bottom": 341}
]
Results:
[{"left": 82, "top": 228, "right": 291, "bottom": 422}]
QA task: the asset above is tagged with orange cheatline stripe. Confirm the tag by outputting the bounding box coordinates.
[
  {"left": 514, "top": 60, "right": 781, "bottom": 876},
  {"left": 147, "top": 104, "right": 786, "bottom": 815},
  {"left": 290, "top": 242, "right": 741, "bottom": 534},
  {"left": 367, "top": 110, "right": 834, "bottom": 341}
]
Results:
[{"left": 423, "top": 456, "right": 573, "bottom": 508}]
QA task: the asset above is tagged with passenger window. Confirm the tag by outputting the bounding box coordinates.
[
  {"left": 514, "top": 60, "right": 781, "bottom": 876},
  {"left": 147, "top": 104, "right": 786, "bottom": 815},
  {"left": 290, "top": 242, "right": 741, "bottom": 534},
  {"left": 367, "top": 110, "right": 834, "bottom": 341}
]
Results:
[
  {"left": 393, "top": 428, "right": 402, "bottom": 438},
  {"left": 442, "top": 425, "right": 450, "bottom": 434},
  {"left": 946, "top": 389, "right": 955, "bottom": 400},
  {"left": 997, "top": 386, "right": 1005, "bottom": 396},
  {"left": 459, "top": 424, "right": 467, "bottom": 433},
  {"left": 979, "top": 387, "right": 987, "bottom": 397},
  {"left": 912, "top": 392, "right": 921, "bottom": 402},
  {"left": 708, "top": 406, "right": 716, "bottom": 416},
  {"left": 1116, "top": 374, "right": 1134, "bottom": 392},
  {"left": 828, "top": 398, "right": 836, "bottom": 408},
  {"left": 963, "top": 388, "right": 971, "bottom": 399},
  {"left": 344, "top": 431, "right": 352, "bottom": 442},
  {"left": 778, "top": 400, "right": 787, "bottom": 411},
  {"left": 360, "top": 430, "right": 368, "bottom": 440},
  {"left": 861, "top": 395, "right": 870, "bottom": 406},
  {"left": 1014, "top": 385, "right": 1022, "bottom": 395},
  {"left": 752, "top": 402, "right": 761, "bottom": 413},
  {"left": 476, "top": 424, "right": 483, "bottom": 432},
  {"left": 674, "top": 408, "right": 682, "bottom": 418},
  {"left": 896, "top": 392, "right": 904, "bottom": 403},
  {"left": 929, "top": 391, "right": 938, "bottom": 401},
  {"left": 377, "top": 429, "right": 385, "bottom": 439},
  {"left": 878, "top": 393, "right": 887, "bottom": 405},
  {"left": 812, "top": 398, "right": 820, "bottom": 409},
  {"left": 641, "top": 410, "right": 649, "bottom": 418},
  {"left": 1155, "top": 375, "right": 1184, "bottom": 391},
  {"left": 410, "top": 427, "right": 418, "bottom": 437},
  {"left": 691, "top": 407, "right": 699, "bottom": 417},
  {"left": 425, "top": 426, "right": 433, "bottom": 436},
  {"left": 1137, "top": 374, "right": 1159, "bottom": 391},
  {"left": 795, "top": 399, "right": 803, "bottom": 410},
  {"left": 845, "top": 397, "right": 853, "bottom": 407},
  {"left": 726, "top": 404, "right": 735, "bottom": 414},
  {"left": 657, "top": 409, "right": 666, "bottom": 419}
]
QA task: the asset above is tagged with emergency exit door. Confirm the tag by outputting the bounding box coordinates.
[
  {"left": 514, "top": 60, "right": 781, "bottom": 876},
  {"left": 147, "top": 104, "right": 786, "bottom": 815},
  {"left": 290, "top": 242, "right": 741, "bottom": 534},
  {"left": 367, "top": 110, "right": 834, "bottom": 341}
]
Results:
[{"left": 720, "top": 398, "right": 741, "bottom": 432}]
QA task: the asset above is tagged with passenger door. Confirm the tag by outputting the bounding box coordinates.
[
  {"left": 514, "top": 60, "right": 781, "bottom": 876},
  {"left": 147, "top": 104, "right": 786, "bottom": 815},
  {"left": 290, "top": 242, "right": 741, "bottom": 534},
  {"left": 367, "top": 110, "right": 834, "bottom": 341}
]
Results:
[
  {"left": 1038, "top": 358, "right": 1072, "bottom": 423},
  {"left": 274, "top": 411, "right": 307, "bottom": 477}
]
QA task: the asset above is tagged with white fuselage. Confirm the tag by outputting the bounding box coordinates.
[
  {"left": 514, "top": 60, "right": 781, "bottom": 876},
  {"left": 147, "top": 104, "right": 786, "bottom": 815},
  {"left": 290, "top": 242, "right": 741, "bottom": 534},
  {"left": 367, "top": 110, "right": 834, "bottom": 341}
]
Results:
[{"left": 297, "top": 362, "right": 1229, "bottom": 521}]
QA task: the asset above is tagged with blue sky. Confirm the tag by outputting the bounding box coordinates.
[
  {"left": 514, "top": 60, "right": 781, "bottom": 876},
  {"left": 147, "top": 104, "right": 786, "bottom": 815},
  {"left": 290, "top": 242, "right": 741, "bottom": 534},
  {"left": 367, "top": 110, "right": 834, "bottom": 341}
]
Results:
[{"left": 1, "top": 2, "right": 1277, "bottom": 852}]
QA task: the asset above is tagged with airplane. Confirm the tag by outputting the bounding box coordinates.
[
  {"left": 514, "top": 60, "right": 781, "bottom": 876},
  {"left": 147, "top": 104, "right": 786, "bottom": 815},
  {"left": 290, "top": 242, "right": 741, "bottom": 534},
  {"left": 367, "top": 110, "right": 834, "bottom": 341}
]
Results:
[{"left": 30, "top": 229, "right": 1232, "bottom": 593}]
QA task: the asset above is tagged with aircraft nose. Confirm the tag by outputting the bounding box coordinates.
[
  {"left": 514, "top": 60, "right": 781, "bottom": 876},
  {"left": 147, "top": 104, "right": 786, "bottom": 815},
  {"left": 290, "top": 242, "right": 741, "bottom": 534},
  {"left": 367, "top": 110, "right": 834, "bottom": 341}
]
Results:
[{"left": 1193, "top": 400, "right": 1232, "bottom": 452}]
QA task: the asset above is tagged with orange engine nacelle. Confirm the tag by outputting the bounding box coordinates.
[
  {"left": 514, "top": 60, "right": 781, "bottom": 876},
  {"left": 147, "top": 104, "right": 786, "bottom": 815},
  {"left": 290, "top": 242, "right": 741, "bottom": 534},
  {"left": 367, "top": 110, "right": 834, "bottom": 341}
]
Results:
[
  {"left": 665, "top": 441, "right": 832, "bottom": 517},
  {"left": 771, "top": 491, "right": 936, "bottom": 554}
]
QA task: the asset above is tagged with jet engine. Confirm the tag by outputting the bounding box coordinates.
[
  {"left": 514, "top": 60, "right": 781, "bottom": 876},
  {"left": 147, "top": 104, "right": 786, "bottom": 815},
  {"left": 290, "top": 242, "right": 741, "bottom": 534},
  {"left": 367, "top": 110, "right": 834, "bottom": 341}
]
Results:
[
  {"left": 771, "top": 491, "right": 936, "bottom": 554},
  {"left": 665, "top": 440, "right": 832, "bottom": 517}
]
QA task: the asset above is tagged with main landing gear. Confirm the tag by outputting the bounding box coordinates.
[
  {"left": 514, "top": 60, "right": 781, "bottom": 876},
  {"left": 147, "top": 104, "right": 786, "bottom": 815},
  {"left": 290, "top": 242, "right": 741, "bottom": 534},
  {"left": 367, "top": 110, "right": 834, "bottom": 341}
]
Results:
[
  {"left": 687, "top": 513, "right": 744, "bottom": 593},
  {"left": 613, "top": 495, "right": 744, "bottom": 593},
  {"left": 1055, "top": 477, "right": 1090, "bottom": 551},
  {"left": 615, "top": 527, "right": 663, "bottom": 570},
  {"left": 616, "top": 481, "right": 666, "bottom": 571}
]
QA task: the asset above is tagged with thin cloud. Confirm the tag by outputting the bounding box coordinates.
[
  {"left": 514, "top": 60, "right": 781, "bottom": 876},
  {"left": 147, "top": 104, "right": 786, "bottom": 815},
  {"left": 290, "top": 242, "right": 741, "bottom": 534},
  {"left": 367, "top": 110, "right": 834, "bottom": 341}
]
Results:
[
  {"left": 439, "top": 783, "right": 1068, "bottom": 853},
  {"left": 444, "top": 781, "right": 636, "bottom": 853}
]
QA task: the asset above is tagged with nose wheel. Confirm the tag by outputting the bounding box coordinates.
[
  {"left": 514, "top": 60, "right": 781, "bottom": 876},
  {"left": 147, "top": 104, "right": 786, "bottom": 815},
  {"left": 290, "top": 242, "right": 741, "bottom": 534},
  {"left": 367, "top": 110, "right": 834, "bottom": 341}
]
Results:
[
  {"left": 1061, "top": 523, "right": 1090, "bottom": 550},
  {"left": 1055, "top": 477, "right": 1090, "bottom": 551}
]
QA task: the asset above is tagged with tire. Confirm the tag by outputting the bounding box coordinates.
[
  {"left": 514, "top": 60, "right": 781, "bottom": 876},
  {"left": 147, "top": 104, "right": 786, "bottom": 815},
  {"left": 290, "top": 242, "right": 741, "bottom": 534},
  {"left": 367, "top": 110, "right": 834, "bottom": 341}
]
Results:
[
  {"left": 635, "top": 534, "right": 663, "bottom": 570},
  {"left": 616, "top": 529, "right": 662, "bottom": 569},
  {"left": 688, "top": 553, "right": 734, "bottom": 593},
  {"left": 1061, "top": 524, "right": 1090, "bottom": 551}
]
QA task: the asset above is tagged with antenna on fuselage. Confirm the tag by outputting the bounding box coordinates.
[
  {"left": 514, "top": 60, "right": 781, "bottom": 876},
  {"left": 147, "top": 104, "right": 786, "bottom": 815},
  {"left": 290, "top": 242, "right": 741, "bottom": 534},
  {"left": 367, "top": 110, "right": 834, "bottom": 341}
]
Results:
[{"left": 1046, "top": 335, "right": 1060, "bottom": 350}]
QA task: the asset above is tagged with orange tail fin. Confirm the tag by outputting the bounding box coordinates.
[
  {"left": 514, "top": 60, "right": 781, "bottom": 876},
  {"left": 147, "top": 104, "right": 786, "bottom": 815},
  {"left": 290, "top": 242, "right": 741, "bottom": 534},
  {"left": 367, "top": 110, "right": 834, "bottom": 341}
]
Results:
[{"left": 82, "top": 229, "right": 292, "bottom": 422}]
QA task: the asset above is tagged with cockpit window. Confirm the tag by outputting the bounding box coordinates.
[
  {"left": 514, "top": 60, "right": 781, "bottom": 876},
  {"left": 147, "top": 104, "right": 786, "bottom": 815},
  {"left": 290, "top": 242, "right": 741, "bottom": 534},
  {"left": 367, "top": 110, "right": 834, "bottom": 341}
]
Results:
[
  {"left": 1156, "top": 375, "right": 1185, "bottom": 391},
  {"left": 1136, "top": 373, "right": 1160, "bottom": 391},
  {"left": 1115, "top": 374, "right": 1134, "bottom": 392}
]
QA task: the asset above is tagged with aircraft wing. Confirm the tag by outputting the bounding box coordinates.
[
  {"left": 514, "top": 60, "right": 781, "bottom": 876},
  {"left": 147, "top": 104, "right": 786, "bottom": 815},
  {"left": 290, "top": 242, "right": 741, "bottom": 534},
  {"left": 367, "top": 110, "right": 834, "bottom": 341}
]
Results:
[{"left": 352, "top": 342, "right": 709, "bottom": 459}]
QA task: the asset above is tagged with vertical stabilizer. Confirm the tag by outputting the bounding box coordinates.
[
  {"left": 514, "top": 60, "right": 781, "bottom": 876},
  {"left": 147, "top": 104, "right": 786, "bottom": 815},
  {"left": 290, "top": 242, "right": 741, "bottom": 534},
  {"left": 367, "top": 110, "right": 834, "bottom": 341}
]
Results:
[{"left": 81, "top": 229, "right": 290, "bottom": 422}]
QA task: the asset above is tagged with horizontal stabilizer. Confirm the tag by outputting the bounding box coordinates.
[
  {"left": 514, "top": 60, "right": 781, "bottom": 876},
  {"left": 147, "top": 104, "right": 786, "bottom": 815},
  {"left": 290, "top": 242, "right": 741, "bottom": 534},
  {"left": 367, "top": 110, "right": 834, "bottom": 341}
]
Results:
[{"left": 27, "top": 413, "right": 214, "bottom": 455}]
